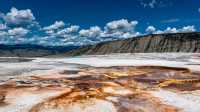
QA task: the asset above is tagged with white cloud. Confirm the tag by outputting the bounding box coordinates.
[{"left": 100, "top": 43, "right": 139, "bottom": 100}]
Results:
[
  {"left": 0, "top": 7, "right": 198, "bottom": 46},
  {"left": 121, "top": 32, "right": 140, "bottom": 38},
  {"left": 146, "top": 26, "right": 156, "bottom": 34},
  {"left": 43, "top": 21, "right": 65, "bottom": 31},
  {"left": 198, "top": 8, "right": 200, "bottom": 12},
  {"left": 8, "top": 27, "right": 29, "bottom": 37},
  {"left": 65, "top": 25, "right": 80, "bottom": 33},
  {"left": 180, "top": 25, "right": 196, "bottom": 32},
  {"left": 152, "top": 27, "right": 177, "bottom": 34},
  {"left": 44, "top": 19, "right": 140, "bottom": 43},
  {"left": 44, "top": 25, "right": 80, "bottom": 38},
  {"left": 101, "top": 31, "right": 140, "bottom": 39},
  {"left": 79, "top": 26, "right": 102, "bottom": 38},
  {"left": 3, "top": 7, "right": 35, "bottom": 26},
  {"left": 154, "top": 30, "right": 164, "bottom": 34},
  {"left": 163, "top": 26, "right": 196, "bottom": 34},
  {"left": 149, "top": 25, "right": 196, "bottom": 34},
  {"left": 45, "top": 30, "right": 54, "bottom": 35},
  {"left": 56, "top": 25, "right": 80, "bottom": 36},
  {"left": 164, "top": 27, "right": 178, "bottom": 33},
  {"left": 105, "top": 19, "right": 138, "bottom": 33},
  {"left": 102, "top": 19, "right": 139, "bottom": 39}
]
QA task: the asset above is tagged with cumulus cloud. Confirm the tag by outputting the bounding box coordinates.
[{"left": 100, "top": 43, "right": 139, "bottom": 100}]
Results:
[
  {"left": 146, "top": 26, "right": 156, "bottom": 34},
  {"left": 101, "top": 31, "right": 140, "bottom": 39},
  {"left": 56, "top": 25, "right": 80, "bottom": 36},
  {"left": 65, "top": 25, "right": 80, "bottom": 33},
  {"left": 102, "top": 19, "right": 139, "bottom": 39},
  {"left": 121, "top": 32, "right": 140, "bottom": 38},
  {"left": 79, "top": 26, "right": 102, "bottom": 38},
  {"left": 105, "top": 19, "right": 138, "bottom": 33},
  {"left": 148, "top": 25, "right": 196, "bottom": 34},
  {"left": 45, "top": 30, "right": 54, "bottom": 35},
  {"left": 163, "top": 26, "right": 196, "bottom": 33},
  {"left": 43, "top": 21, "right": 65, "bottom": 31},
  {"left": 44, "top": 19, "right": 140, "bottom": 44},
  {"left": 0, "top": 7, "right": 198, "bottom": 46},
  {"left": 164, "top": 27, "right": 178, "bottom": 33},
  {"left": 43, "top": 25, "right": 80, "bottom": 38},
  {"left": 180, "top": 25, "right": 196, "bottom": 32},
  {"left": 8, "top": 27, "right": 29, "bottom": 37},
  {"left": 3, "top": 7, "right": 35, "bottom": 26},
  {"left": 198, "top": 8, "right": 200, "bottom": 12}
]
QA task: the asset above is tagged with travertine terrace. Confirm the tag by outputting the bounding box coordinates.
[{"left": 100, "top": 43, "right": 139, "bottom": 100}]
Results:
[{"left": 0, "top": 53, "right": 200, "bottom": 112}]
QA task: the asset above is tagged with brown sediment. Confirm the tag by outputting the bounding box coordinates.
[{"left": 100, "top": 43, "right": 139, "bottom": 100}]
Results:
[
  {"left": 1, "top": 65, "right": 200, "bottom": 112},
  {"left": 0, "top": 91, "right": 6, "bottom": 103},
  {"left": 158, "top": 79, "right": 200, "bottom": 91},
  {"left": 30, "top": 85, "right": 178, "bottom": 112}
]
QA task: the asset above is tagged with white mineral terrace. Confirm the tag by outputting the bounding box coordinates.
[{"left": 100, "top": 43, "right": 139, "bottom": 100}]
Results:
[{"left": 0, "top": 53, "right": 199, "bottom": 112}]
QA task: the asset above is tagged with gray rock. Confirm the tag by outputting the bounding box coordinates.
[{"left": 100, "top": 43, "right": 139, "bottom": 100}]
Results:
[{"left": 63, "top": 32, "right": 200, "bottom": 56}]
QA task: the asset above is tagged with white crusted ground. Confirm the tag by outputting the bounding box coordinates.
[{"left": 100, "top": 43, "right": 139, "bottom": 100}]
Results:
[
  {"left": 48, "top": 53, "right": 200, "bottom": 71},
  {"left": 0, "top": 53, "right": 200, "bottom": 112},
  {"left": 151, "top": 89, "right": 200, "bottom": 112}
]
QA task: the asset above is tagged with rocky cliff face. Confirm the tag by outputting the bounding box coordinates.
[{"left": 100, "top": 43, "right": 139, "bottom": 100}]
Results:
[{"left": 64, "top": 32, "right": 200, "bottom": 56}]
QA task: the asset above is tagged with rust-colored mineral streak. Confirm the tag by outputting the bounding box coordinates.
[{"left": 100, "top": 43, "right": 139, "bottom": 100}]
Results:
[{"left": 1, "top": 66, "right": 200, "bottom": 112}]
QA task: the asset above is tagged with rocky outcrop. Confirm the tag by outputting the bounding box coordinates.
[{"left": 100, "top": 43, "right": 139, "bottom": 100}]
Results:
[{"left": 63, "top": 32, "right": 200, "bottom": 56}]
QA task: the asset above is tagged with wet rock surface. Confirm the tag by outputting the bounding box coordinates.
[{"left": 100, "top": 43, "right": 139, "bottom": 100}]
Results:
[
  {"left": 0, "top": 65, "right": 200, "bottom": 112},
  {"left": 0, "top": 54, "right": 200, "bottom": 112}
]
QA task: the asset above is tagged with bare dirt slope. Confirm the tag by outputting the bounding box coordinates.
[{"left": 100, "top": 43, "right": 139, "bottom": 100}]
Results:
[{"left": 61, "top": 33, "right": 200, "bottom": 56}]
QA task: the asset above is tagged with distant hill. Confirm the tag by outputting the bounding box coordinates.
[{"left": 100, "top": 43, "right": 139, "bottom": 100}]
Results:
[
  {"left": 1, "top": 32, "right": 200, "bottom": 57},
  {"left": 59, "top": 32, "right": 200, "bottom": 56},
  {"left": 0, "top": 44, "right": 79, "bottom": 57}
]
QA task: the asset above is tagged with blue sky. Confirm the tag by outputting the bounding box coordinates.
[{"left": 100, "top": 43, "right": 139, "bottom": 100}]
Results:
[{"left": 0, "top": 0, "right": 200, "bottom": 46}]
